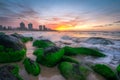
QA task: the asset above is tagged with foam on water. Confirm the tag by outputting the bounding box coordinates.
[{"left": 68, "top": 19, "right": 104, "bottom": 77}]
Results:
[
  {"left": 2, "top": 31, "right": 120, "bottom": 79},
  {"left": 5, "top": 31, "right": 120, "bottom": 67}
]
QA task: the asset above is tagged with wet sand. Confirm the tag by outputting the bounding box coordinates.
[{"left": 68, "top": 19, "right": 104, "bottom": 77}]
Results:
[
  {"left": 0, "top": 41, "right": 105, "bottom": 80},
  {"left": 0, "top": 38, "right": 106, "bottom": 80}
]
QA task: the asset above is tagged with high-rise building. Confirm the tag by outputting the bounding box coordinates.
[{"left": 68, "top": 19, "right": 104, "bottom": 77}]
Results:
[
  {"left": 20, "top": 22, "right": 26, "bottom": 30},
  {"left": 0, "top": 25, "right": 3, "bottom": 30},
  {"left": 43, "top": 25, "right": 45, "bottom": 31},
  {"left": 8, "top": 26, "right": 12, "bottom": 30},
  {"left": 28, "top": 23, "right": 33, "bottom": 30},
  {"left": 39, "top": 25, "right": 48, "bottom": 31},
  {"left": 39, "top": 25, "right": 43, "bottom": 31}
]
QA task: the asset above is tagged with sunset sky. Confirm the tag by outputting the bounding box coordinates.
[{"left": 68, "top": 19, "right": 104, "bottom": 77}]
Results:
[{"left": 0, "top": 0, "right": 120, "bottom": 31}]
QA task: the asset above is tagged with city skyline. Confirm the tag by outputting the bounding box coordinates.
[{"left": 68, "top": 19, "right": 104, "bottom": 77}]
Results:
[
  {"left": 0, "top": 0, "right": 120, "bottom": 31},
  {"left": 0, "top": 22, "right": 53, "bottom": 31}
]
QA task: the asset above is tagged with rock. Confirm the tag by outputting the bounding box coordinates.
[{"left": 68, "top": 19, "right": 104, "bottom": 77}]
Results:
[
  {"left": 58, "top": 41, "right": 72, "bottom": 45},
  {"left": 0, "top": 32, "right": 5, "bottom": 35},
  {"left": 61, "top": 56, "right": 79, "bottom": 64},
  {"left": 0, "top": 34, "right": 26, "bottom": 50},
  {"left": 0, "top": 65, "right": 23, "bottom": 80},
  {"left": 11, "top": 33, "right": 24, "bottom": 39},
  {"left": 44, "top": 46, "right": 60, "bottom": 55},
  {"left": 23, "top": 58, "right": 41, "bottom": 76},
  {"left": 58, "top": 62, "right": 90, "bottom": 80},
  {"left": 61, "top": 36, "right": 71, "bottom": 40},
  {"left": 0, "top": 34, "right": 26, "bottom": 63},
  {"left": 55, "top": 41, "right": 72, "bottom": 48},
  {"left": 20, "top": 37, "right": 33, "bottom": 43},
  {"left": 34, "top": 46, "right": 64, "bottom": 67},
  {"left": 92, "top": 64, "right": 118, "bottom": 80},
  {"left": 85, "top": 37, "right": 114, "bottom": 45},
  {"left": 116, "top": 65, "right": 120, "bottom": 79},
  {"left": 63, "top": 46, "right": 106, "bottom": 57},
  {"left": 33, "top": 40, "right": 55, "bottom": 48},
  {"left": 72, "top": 38, "right": 82, "bottom": 43},
  {"left": 11, "top": 33, "right": 33, "bottom": 43}
]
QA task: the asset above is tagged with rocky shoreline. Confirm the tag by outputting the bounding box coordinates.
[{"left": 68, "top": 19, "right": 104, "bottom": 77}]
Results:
[{"left": 0, "top": 32, "right": 120, "bottom": 80}]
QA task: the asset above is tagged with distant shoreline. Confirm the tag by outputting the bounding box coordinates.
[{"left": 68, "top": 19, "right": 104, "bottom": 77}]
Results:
[
  {"left": 0, "top": 30, "right": 120, "bottom": 33},
  {"left": 0, "top": 30, "right": 57, "bottom": 32}
]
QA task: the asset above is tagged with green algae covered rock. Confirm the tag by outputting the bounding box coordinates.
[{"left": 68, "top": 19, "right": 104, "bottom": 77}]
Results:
[
  {"left": 92, "top": 64, "right": 118, "bottom": 80},
  {"left": 116, "top": 65, "right": 120, "bottom": 73},
  {"left": 0, "top": 32, "right": 5, "bottom": 35},
  {"left": 35, "top": 46, "right": 64, "bottom": 67},
  {"left": 0, "top": 34, "right": 26, "bottom": 63},
  {"left": 61, "top": 56, "right": 79, "bottom": 64},
  {"left": 58, "top": 62, "right": 89, "bottom": 80},
  {"left": 21, "top": 37, "right": 33, "bottom": 43},
  {"left": 33, "top": 48, "right": 44, "bottom": 56},
  {"left": 0, "top": 65, "right": 23, "bottom": 80},
  {"left": 11, "top": 33, "right": 33, "bottom": 43},
  {"left": 116, "top": 65, "right": 120, "bottom": 78},
  {"left": 63, "top": 46, "right": 105, "bottom": 57},
  {"left": 0, "top": 34, "right": 26, "bottom": 50},
  {"left": 0, "top": 45, "right": 26, "bottom": 63},
  {"left": 23, "top": 58, "right": 41, "bottom": 76},
  {"left": 33, "top": 40, "right": 55, "bottom": 48}
]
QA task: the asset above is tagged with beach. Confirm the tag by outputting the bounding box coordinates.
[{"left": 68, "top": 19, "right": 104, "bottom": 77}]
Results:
[{"left": 0, "top": 31, "right": 120, "bottom": 80}]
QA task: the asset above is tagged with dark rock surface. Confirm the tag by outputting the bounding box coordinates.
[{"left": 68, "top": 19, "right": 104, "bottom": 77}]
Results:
[
  {"left": 44, "top": 46, "right": 60, "bottom": 55},
  {"left": 0, "top": 65, "right": 23, "bottom": 80},
  {"left": 85, "top": 37, "right": 114, "bottom": 45},
  {"left": 11, "top": 33, "right": 24, "bottom": 39},
  {"left": 0, "top": 34, "right": 26, "bottom": 50}
]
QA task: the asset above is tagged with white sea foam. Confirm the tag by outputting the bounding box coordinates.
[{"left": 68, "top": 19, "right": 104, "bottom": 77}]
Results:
[
  {"left": 2, "top": 31, "right": 120, "bottom": 80},
  {"left": 5, "top": 31, "right": 120, "bottom": 67}
]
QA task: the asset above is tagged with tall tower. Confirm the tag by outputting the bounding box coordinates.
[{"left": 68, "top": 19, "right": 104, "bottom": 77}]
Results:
[
  {"left": 0, "top": 25, "right": 3, "bottom": 30},
  {"left": 28, "top": 23, "right": 33, "bottom": 30},
  {"left": 43, "top": 25, "right": 46, "bottom": 31},
  {"left": 20, "top": 22, "right": 26, "bottom": 30},
  {"left": 39, "top": 25, "right": 43, "bottom": 31}
]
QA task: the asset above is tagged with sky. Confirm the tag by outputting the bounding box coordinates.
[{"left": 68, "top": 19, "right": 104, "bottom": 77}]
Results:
[{"left": 0, "top": 0, "right": 120, "bottom": 31}]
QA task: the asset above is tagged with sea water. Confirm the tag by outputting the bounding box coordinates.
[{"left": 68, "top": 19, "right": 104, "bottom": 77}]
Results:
[{"left": 2, "top": 31, "right": 120, "bottom": 80}]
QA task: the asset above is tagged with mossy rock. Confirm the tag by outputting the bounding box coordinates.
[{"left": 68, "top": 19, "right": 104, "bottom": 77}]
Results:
[
  {"left": 0, "top": 34, "right": 26, "bottom": 50},
  {"left": 63, "top": 46, "right": 105, "bottom": 57},
  {"left": 21, "top": 37, "right": 33, "bottom": 43},
  {"left": 33, "top": 40, "right": 55, "bottom": 48},
  {"left": 116, "top": 65, "right": 120, "bottom": 78},
  {"left": 11, "top": 33, "right": 24, "bottom": 39},
  {"left": 0, "top": 65, "right": 23, "bottom": 80},
  {"left": 92, "top": 64, "right": 118, "bottom": 80},
  {"left": 61, "top": 56, "right": 79, "bottom": 64},
  {"left": 0, "top": 34, "right": 26, "bottom": 63},
  {"left": 33, "top": 48, "right": 44, "bottom": 56},
  {"left": 35, "top": 46, "right": 64, "bottom": 67},
  {"left": 0, "top": 45, "right": 26, "bottom": 63},
  {"left": 58, "top": 62, "right": 89, "bottom": 80},
  {"left": 11, "top": 33, "right": 33, "bottom": 43},
  {"left": 23, "top": 58, "right": 41, "bottom": 76},
  {"left": 0, "top": 32, "right": 5, "bottom": 35}
]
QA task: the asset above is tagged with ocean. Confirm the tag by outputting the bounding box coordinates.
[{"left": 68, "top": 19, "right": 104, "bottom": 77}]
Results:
[{"left": 1, "top": 31, "right": 120, "bottom": 80}]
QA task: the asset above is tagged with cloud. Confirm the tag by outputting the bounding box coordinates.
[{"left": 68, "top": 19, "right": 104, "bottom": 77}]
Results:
[
  {"left": 93, "top": 23, "right": 114, "bottom": 28},
  {"left": 93, "top": 25, "right": 104, "bottom": 27},
  {"left": 114, "top": 20, "right": 120, "bottom": 23},
  {"left": 0, "top": 17, "right": 10, "bottom": 21},
  {"left": 0, "top": 0, "right": 40, "bottom": 24}
]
